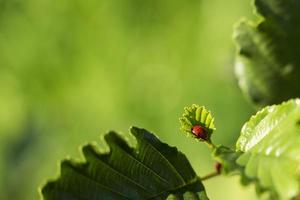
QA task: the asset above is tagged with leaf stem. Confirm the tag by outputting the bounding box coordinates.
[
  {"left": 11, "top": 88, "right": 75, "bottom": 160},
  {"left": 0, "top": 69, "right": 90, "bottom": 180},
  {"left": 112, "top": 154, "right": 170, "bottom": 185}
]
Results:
[
  {"left": 206, "top": 140, "right": 217, "bottom": 150},
  {"left": 200, "top": 171, "right": 220, "bottom": 181}
]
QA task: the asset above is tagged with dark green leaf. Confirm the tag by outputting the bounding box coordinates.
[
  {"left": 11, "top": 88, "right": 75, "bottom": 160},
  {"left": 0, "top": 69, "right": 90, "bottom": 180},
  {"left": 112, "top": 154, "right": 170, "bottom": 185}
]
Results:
[
  {"left": 234, "top": 0, "right": 300, "bottom": 106},
  {"left": 41, "top": 127, "right": 208, "bottom": 200}
]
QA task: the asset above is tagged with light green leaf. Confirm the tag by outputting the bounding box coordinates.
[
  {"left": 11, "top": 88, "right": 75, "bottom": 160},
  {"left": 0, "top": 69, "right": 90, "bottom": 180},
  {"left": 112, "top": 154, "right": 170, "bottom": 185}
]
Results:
[
  {"left": 235, "top": 99, "right": 300, "bottom": 199},
  {"left": 179, "top": 104, "right": 215, "bottom": 142},
  {"left": 41, "top": 127, "right": 208, "bottom": 200},
  {"left": 234, "top": 0, "right": 300, "bottom": 106}
]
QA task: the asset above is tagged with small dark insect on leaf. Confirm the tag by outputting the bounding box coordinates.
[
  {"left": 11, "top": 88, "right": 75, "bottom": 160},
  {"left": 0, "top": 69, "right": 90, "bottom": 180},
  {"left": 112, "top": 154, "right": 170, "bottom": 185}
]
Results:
[{"left": 191, "top": 125, "right": 208, "bottom": 140}]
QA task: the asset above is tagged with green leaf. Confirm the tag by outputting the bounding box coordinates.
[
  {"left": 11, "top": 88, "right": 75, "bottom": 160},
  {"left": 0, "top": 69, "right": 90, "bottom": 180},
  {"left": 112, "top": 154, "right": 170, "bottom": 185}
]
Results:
[
  {"left": 41, "top": 127, "right": 208, "bottom": 200},
  {"left": 235, "top": 99, "right": 300, "bottom": 199},
  {"left": 234, "top": 0, "right": 300, "bottom": 106},
  {"left": 179, "top": 104, "right": 215, "bottom": 142}
]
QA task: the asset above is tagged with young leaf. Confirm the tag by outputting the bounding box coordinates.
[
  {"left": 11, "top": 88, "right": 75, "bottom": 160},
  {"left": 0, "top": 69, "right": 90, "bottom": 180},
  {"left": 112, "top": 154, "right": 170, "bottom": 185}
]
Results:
[
  {"left": 179, "top": 104, "right": 216, "bottom": 143},
  {"left": 41, "top": 127, "right": 208, "bottom": 200},
  {"left": 235, "top": 99, "right": 300, "bottom": 199},
  {"left": 234, "top": 0, "right": 300, "bottom": 106}
]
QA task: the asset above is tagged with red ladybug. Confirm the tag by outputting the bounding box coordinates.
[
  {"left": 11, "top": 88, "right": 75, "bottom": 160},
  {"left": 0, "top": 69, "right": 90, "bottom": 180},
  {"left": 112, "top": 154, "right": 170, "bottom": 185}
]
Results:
[{"left": 191, "top": 125, "right": 208, "bottom": 140}]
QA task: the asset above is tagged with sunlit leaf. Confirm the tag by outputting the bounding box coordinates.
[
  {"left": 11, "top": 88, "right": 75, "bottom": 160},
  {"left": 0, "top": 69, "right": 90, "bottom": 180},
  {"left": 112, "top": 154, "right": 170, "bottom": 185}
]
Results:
[
  {"left": 215, "top": 99, "right": 300, "bottom": 199},
  {"left": 235, "top": 99, "right": 300, "bottom": 199},
  {"left": 179, "top": 104, "right": 215, "bottom": 143}
]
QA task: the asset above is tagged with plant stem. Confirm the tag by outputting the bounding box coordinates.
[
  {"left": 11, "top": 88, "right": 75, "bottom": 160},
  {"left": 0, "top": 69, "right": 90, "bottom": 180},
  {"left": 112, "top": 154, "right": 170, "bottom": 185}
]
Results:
[
  {"left": 200, "top": 171, "right": 220, "bottom": 181},
  {"left": 206, "top": 140, "right": 217, "bottom": 149}
]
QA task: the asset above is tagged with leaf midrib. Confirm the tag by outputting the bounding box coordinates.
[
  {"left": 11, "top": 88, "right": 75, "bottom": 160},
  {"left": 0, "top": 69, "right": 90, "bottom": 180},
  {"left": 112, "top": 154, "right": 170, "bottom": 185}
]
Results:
[
  {"left": 111, "top": 142, "right": 170, "bottom": 185},
  {"left": 148, "top": 177, "right": 200, "bottom": 199},
  {"left": 88, "top": 150, "right": 153, "bottom": 194},
  {"left": 141, "top": 140, "right": 186, "bottom": 184}
]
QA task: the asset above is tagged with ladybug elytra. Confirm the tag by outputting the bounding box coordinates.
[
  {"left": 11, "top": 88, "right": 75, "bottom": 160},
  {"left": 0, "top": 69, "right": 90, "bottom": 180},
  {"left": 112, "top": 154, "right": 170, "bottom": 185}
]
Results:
[{"left": 191, "top": 125, "right": 208, "bottom": 140}]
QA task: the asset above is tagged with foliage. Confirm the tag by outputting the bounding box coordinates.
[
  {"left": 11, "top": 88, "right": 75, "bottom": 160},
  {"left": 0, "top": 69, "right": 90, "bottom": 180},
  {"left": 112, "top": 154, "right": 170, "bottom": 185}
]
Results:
[
  {"left": 214, "top": 99, "right": 300, "bottom": 200},
  {"left": 0, "top": 1, "right": 252, "bottom": 199},
  {"left": 234, "top": 0, "right": 300, "bottom": 106},
  {"left": 42, "top": 127, "right": 208, "bottom": 200},
  {"left": 179, "top": 105, "right": 215, "bottom": 143},
  {"left": 235, "top": 99, "right": 300, "bottom": 199},
  {"left": 4, "top": 0, "right": 300, "bottom": 199},
  {"left": 42, "top": 99, "right": 300, "bottom": 200}
]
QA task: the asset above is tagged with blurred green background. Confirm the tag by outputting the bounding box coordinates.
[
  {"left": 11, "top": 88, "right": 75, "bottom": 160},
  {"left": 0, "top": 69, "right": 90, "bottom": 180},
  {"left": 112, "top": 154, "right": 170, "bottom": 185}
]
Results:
[{"left": 0, "top": 0, "right": 258, "bottom": 199}]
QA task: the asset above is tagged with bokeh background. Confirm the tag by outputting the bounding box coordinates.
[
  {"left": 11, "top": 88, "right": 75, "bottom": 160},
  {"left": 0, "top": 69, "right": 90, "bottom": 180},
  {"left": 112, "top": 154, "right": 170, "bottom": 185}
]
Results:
[{"left": 0, "top": 0, "right": 258, "bottom": 199}]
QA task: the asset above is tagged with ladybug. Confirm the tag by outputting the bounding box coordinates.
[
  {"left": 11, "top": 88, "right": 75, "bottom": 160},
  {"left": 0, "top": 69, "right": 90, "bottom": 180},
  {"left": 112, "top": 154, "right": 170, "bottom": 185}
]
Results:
[{"left": 191, "top": 125, "right": 208, "bottom": 140}]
